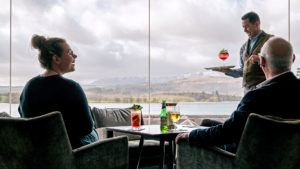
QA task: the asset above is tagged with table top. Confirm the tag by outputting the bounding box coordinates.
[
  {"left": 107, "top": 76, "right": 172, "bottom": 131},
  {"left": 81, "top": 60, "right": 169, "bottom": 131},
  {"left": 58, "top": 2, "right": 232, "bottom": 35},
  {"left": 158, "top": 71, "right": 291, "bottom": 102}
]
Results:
[{"left": 106, "top": 125, "right": 208, "bottom": 137}]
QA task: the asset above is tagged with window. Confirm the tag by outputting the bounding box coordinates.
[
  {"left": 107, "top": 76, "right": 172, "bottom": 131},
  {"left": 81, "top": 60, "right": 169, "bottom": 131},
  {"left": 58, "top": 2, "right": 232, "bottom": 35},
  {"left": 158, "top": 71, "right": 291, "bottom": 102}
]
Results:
[
  {"left": 0, "top": 0, "right": 10, "bottom": 114},
  {"left": 8, "top": 0, "right": 149, "bottom": 117},
  {"left": 291, "top": 0, "right": 300, "bottom": 73},
  {"left": 0, "top": 0, "right": 295, "bottom": 118}
]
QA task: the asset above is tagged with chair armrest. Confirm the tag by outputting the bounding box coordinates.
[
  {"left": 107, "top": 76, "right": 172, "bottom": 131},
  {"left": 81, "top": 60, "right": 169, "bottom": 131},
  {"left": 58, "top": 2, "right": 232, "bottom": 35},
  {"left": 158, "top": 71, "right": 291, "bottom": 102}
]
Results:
[
  {"left": 73, "top": 136, "right": 129, "bottom": 169},
  {"left": 176, "top": 139, "right": 235, "bottom": 169},
  {"left": 95, "top": 127, "right": 108, "bottom": 139}
]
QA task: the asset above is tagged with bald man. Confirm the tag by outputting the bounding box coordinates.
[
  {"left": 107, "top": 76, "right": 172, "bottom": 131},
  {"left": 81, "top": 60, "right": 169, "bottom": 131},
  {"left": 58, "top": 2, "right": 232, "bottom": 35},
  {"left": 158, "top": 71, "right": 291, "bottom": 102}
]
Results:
[{"left": 176, "top": 37, "right": 300, "bottom": 153}]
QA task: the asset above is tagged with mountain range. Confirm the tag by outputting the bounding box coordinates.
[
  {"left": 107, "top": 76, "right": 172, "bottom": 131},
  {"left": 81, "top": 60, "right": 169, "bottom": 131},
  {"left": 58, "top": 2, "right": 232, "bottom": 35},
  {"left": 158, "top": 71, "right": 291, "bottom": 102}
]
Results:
[{"left": 0, "top": 71, "right": 244, "bottom": 103}]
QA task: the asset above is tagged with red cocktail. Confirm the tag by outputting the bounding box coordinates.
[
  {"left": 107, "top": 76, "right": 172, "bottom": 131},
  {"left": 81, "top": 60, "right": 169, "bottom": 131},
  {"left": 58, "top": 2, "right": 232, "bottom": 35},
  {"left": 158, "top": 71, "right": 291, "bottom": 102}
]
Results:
[
  {"left": 219, "top": 52, "right": 229, "bottom": 60},
  {"left": 219, "top": 49, "right": 229, "bottom": 61},
  {"left": 131, "top": 110, "right": 141, "bottom": 129}
]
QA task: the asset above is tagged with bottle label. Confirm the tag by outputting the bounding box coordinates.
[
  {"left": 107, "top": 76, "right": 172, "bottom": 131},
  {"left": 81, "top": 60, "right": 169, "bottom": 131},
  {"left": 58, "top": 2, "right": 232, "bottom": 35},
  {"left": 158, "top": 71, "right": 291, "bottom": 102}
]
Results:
[
  {"left": 160, "top": 117, "right": 168, "bottom": 133},
  {"left": 161, "top": 117, "right": 167, "bottom": 124}
]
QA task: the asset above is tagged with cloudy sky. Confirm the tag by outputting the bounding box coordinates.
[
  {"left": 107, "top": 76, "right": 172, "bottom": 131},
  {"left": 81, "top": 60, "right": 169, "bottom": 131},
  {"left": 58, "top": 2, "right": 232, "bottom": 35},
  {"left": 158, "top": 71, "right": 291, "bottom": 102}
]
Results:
[{"left": 0, "top": 0, "right": 299, "bottom": 86}]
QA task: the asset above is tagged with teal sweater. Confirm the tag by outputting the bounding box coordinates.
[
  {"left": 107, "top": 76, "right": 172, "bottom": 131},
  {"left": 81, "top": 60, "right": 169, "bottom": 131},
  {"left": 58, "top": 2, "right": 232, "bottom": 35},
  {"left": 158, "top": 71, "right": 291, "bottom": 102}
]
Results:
[{"left": 19, "top": 75, "right": 95, "bottom": 148}]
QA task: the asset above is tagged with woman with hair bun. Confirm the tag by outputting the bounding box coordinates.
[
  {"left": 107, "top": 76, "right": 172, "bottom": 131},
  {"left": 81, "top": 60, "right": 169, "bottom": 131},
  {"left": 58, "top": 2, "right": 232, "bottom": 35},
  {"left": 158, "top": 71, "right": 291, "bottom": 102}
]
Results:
[{"left": 18, "top": 34, "right": 98, "bottom": 149}]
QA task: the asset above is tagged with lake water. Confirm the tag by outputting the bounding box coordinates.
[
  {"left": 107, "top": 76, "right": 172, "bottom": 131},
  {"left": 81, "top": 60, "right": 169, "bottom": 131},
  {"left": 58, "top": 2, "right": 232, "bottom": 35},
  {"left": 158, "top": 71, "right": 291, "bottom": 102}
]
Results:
[{"left": 0, "top": 102, "right": 239, "bottom": 117}]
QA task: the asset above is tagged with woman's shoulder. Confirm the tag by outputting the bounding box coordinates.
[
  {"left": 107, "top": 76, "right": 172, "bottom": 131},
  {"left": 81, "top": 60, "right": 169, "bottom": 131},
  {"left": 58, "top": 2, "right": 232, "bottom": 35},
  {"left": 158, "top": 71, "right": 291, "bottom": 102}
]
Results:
[
  {"left": 58, "top": 76, "right": 83, "bottom": 91},
  {"left": 25, "top": 75, "right": 43, "bottom": 85},
  {"left": 25, "top": 75, "right": 79, "bottom": 88},
  {"left": 60, "top": 76, "right": 80, "bottom": 86}
]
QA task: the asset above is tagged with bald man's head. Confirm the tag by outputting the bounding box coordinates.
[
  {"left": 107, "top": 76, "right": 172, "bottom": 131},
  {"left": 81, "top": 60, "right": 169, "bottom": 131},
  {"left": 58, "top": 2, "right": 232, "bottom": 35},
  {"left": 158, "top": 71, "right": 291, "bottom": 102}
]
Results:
[{"left": 261, "top": 37, "right": 294, "bottom": 74}]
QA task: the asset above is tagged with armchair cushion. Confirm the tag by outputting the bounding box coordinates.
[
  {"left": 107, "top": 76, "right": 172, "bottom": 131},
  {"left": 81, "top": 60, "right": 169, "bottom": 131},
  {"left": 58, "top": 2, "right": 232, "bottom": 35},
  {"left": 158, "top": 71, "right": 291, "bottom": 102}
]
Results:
[
  {"left": 92, "top": 107, "right": 141, "bottom": 140},
  {"left": 92, "top": 108, "right": 132, "bottom": 128}
]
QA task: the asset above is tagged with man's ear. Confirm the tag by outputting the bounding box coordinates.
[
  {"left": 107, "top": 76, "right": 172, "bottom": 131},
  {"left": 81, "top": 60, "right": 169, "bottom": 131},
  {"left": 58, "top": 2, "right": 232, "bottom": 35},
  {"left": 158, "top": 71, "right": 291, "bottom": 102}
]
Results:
[
  {"left": 255, "top": 21, "right": 260, "bottom": 27},
  {"left": 52, "top": 55, "right": 61, "bottom": 64},
  {"left": 292, "top": 54, "right": 296, "bottom": 63},
  {"left": 260, "top": 56, "right": 266, "bottom": 68}
]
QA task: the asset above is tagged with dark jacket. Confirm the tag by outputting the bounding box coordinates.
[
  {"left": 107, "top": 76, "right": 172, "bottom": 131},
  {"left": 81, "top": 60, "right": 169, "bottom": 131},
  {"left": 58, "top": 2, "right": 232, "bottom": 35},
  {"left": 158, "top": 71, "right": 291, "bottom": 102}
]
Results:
[{"left": 189, "top": 72, "right": 300, "bottom": 152}]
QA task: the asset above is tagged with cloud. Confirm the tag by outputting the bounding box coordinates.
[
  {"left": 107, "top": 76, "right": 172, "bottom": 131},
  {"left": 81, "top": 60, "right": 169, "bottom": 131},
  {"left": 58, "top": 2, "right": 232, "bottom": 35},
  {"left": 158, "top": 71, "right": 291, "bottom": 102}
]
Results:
[{"left": 0, "top": 0, "right": 299, "bottom": 85}]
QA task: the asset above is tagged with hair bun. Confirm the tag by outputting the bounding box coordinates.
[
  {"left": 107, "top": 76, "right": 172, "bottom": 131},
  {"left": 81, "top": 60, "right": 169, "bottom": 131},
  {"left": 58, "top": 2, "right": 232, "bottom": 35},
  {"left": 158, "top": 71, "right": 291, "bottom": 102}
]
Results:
[{"left": 31, "top": 34, "right": 47, "bottom": 49}]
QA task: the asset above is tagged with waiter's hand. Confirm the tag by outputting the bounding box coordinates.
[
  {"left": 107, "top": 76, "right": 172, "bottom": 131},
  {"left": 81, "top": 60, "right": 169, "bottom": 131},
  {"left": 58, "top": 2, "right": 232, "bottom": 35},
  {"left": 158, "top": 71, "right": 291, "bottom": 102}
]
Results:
[
  {"left": 211, "top": 68, "right": 230, "bottom": 73},
  {"left": 175, "top": 132, "right": 189, "bottom": 144},
  {"left": 247, "top": 55, "right": 260, "bottom": 64}
]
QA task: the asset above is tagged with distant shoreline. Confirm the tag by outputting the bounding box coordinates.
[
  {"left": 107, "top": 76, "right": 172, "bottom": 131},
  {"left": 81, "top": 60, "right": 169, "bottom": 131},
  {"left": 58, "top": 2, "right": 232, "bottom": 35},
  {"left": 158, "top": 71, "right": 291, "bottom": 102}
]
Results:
[{"left": 1, "top": 102, "right": 239, "bottom": 117}]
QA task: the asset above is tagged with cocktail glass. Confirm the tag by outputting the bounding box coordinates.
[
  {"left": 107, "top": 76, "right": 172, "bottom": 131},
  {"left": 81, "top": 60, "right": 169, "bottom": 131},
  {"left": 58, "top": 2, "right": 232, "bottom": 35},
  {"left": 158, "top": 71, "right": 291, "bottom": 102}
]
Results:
[
  {"left": 219, "top": 52, "right": 229, "bottom": 61},
  {"left": 219, "top": 49, "right": 229, "bottom": 66},
  {"left": 131, "top": 109, "right": 141, "bottom": 130}
]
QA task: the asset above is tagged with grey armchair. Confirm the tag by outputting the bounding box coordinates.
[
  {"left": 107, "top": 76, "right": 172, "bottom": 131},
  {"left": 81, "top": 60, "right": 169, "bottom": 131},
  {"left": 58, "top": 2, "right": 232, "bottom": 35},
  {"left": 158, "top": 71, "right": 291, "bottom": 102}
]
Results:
[
  {"left": 0, "top": 111, "right": 128, "bottom": 169},
  {"left": 176, "top": 113, "right": 300, "bottom": 169}
]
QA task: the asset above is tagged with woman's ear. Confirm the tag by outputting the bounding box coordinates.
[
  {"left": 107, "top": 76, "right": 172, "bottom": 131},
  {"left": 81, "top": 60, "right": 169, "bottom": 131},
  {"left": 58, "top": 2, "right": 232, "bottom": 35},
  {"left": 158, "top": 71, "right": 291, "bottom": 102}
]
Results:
[{"left": 52, "top": 55, "right": 61, "bottom": 64}]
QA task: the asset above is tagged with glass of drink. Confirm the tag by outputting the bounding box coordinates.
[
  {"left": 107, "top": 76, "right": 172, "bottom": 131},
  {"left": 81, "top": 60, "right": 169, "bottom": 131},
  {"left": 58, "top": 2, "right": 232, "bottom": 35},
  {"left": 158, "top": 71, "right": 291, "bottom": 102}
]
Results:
[
  {"left": 131, "top": 109, "right": 141, "bottom": 130},
  {"left": 166, "top": 103, "right": 176, "bottom": 129},
  {"left": 219, "top": 48, "right": 229, "bottom": 66},
  {"left": 170, "top": 105, "right": 181, "bottom": 129}
]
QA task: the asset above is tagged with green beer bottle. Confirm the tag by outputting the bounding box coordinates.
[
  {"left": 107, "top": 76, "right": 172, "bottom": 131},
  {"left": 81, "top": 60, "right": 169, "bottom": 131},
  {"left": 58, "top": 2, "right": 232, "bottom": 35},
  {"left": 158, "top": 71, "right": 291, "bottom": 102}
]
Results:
[{"left": 160, "top": 100, "right": 168, "bottom": 133}]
